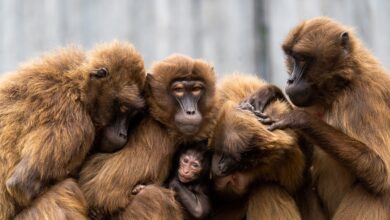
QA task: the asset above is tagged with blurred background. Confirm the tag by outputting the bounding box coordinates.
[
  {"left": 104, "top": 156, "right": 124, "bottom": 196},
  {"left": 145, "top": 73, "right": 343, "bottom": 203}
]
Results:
[{"left": 0, "top": 0, "right": 389, "bottom": 87}]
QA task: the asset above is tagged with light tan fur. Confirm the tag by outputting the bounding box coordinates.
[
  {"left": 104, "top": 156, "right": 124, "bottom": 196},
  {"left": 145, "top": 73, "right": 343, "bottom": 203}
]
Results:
[
  {"left": 211, "top": 74, "right": 305, "bottom": 219},
  {"left": 0, "top": 41, "right": 145, "bottom": 219},
  {"left": 79, "top": 54, "right": 217, "bottom": 219},
  {"left": 15, "top": 178, "right": 88, "bottom": 220}
]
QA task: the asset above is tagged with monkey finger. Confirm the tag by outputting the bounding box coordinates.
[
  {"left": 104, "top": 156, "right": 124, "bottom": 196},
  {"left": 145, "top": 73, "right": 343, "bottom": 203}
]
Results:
[
  {"left": 258, "top": 117, "right": 274, "bottom": 125},
  {"left": 131, "top": 184, "right": 146, "bottom": 195},
  {"left": 267, "top": 121, "right": 287, "bottom": 131},
  {"left": 253, "top": 110, "right": 267, "bottom": 118},
  {"left": 238, "top": 101, "right": 254, "bottom": 111}
]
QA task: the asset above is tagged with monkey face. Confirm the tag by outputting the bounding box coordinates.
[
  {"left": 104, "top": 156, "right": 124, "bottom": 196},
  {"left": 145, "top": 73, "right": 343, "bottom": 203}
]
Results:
[
  {"left": 282, "top": 18, "right": 352, "bottom": 107},
  {"left": 86, "top": 42, "right": 146, "bottom": 152},
  {"left": 146, "top": 54, "right": 216, "bottom": 138},
  {"left": 210, "top": 102, "right": 267, "bottom": 177},
  {"left": 213, "top": 170, "right": 256, "bottom": 197},
  {"left": 178, "top": 150, "right": 203, "bottom": 183},
  {"left": 170, "top": 80, "right": 205, "bottom": 135}
]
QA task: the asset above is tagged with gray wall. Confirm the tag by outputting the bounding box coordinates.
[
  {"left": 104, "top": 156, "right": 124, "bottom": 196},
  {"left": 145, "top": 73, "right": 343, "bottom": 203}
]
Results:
[{"left": 1, "top": 0, "right": 389, "bottom": 87}]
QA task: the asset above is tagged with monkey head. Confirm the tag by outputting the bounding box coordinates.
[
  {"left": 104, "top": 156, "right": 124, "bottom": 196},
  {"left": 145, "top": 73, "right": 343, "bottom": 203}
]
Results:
[
  {"left": 178, "top": 149, "right": 203, "bottom": 183},
  {"left": 81, "top": 41, "right": 146, "bottom": 152},
  {"left": 147, "top": 54, "right": 216, "bottom": 137},
  {"left": 177, "top": 147, "right": 211, "bottom": 183},
  {"left": 282, "top": 17, "right": 355, "bottom": 107},
  {"left": 210, "top": 100, "right": 304, "bottom": 196}
]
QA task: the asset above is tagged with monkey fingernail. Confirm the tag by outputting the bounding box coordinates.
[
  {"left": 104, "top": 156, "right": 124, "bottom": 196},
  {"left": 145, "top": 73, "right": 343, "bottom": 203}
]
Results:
[{"left": 254, "top": 111, "right": 267, "bottom": 118}]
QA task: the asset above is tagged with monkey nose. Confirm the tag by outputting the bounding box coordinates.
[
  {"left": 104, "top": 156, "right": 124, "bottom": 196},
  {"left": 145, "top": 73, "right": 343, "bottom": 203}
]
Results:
[
  {"left": 119, "top": 131, "right": 127, "bottom": 139},
  {"left": 186, "top": 110, "right": 196, "bottom": 115}
]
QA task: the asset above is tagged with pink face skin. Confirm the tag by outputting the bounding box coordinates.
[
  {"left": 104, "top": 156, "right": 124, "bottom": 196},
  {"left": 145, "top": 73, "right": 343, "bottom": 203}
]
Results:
[
  {"left": 213, "top": 171, "right": 255, "bottom": 195},
  {"left": 178, "top": 152, "right": 202, "bottom": 183}
]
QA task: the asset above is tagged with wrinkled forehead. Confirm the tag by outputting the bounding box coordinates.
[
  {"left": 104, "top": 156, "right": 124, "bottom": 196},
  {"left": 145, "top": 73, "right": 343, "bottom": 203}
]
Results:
[{"left": 180, "top": 149, "right": 203, "bottom": 160}]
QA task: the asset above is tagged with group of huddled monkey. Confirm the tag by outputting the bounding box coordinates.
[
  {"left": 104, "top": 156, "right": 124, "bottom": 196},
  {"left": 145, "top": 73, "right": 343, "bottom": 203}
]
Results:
[{"left": 0, "top": 16, "right": 389, "bottom": 220}]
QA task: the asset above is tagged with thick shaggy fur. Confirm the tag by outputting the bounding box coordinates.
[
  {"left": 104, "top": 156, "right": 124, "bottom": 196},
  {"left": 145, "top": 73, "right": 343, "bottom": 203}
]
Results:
[
  {"left": 115, "top": 185, "right": 183, "bottom": 220},
  {"left": 148, "top": 54, "right": 217, "bottom": 143},
  {"left": 0, "top": 41, "right": 145, "bottom": 219},
  {"left": 14, "top": 178, "right": 88, "bottom": 220},
  {"left": 283, "top": 17, "right": 390, "bottom": 219},
  {"left": 211, "top": 74, "right": 305, "bottom": 219},
  {"left": 79, "top": 54, "right": 217, "bottom": 219}
]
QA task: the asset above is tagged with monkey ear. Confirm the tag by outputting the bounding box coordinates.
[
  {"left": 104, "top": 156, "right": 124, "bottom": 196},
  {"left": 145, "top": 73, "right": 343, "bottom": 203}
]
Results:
[
  {"left": 340, "top": 32, "right": 349, "bottom": 50},
  {"left": 90, "top": 68, "right": 109, "bottom": 79},
  {"left": 144, "top": 73, "right": 154, "bottom": 95}
]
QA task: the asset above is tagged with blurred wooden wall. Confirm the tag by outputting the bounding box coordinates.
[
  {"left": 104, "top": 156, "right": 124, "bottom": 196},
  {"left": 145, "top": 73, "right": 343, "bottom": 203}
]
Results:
[{"left": 1, "top": 0, "right": 389, "bottom": 87}]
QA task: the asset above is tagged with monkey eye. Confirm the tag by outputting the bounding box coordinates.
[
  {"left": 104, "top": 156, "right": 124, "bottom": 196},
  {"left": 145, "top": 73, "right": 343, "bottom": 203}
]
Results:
[
  {"left": 293, "top": 54, "right": 305, "bottom": 63},
  {"left": 172, "top": 85, "right": 185, "bottom": 97},
  {"left": 182, "top": 158, "right": 189, "bottom": 163},
  {"left": 192, "top": 86, "right": 203, "bottom": 96},
  {"left": 192, "top": 163, "right": 200, "bottom": 168}
]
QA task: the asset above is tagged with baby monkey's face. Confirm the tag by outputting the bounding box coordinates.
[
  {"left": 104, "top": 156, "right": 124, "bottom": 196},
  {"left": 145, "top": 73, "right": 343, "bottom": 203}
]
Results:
[{"left": 178, "top": 150, "right": 203, "bottom": 183}]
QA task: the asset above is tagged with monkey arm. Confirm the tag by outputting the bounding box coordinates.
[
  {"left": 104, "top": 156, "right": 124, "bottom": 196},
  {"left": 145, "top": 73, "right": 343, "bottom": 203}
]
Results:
[
  {"left": 266, "top": 109, "right": 390, "bottom": 194},
  {"left": 239, "top": 84, "right": 287, "bottom": 112},
  {"left": 7, "top": 116, "right": 94, "bottom": 204},
  {"left": 170, "top": 179, "right": 211, "bottom": 219}
]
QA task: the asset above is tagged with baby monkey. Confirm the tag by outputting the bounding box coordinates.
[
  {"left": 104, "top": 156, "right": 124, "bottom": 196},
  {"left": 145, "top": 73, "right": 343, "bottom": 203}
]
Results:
[
  {"left": 131, "top": 141, "right": 211, "bottom": 219},
  {"left": 168, "top": 141, "right": 212, "bottom": 219}
]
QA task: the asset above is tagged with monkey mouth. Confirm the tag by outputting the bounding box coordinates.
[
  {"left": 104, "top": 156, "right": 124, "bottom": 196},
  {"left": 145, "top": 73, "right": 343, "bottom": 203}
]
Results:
[
  {"left": 176, "top": 123, "right": 200, "bottom": 135},
  {"left": 178, "top": 174, "right": 192, "bottom": 183}
]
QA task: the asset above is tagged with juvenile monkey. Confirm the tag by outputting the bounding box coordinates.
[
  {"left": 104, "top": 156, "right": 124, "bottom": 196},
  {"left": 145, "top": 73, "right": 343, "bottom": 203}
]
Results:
[
  {"left": 79, "top": 54, "right": 216, "bottom": 219},
  {"left": 132, "top": 141, "right": 212, "bottom": 220},
  {"left": 169, "top": 141, "right": 212, "bottom": 219}
]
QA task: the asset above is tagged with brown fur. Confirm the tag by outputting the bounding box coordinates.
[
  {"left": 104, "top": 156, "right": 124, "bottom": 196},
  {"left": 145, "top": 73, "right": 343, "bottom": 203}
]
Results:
[
  {"left": 283, "top": 17, "right": 390, "bottom": 219},
  {"left": 15, "top": 178, "right": 87, "bottom": 220},
  {"left": 0, "top": 41, "right": 145, "bottom": 219},
  {"left": 247, "top": 185, "right": 301, "bottom": 219},
  {"left": 116, "top": 185, "right": 183, "bottom": 220},
  {"left": 148, "top": 54, "right": 217, "bottom": 143},
  {"left": 78, "top": 54, "right": 217, "bottom": 219},
  {"left": 211, "top": 74, "right": 305, "bottom": 219}
]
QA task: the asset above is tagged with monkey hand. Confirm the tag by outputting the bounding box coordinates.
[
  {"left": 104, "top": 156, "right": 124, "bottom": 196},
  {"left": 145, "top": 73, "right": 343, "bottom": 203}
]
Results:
[
  {"left": 239, "top": 84, "right": 286, "bottom": 113},
  {"left": 168, "top": 178, "right": 181, "bottom": 191},
  {"left": 89, "top": 207, "right": 107, "bottom": 220},
  {"left": 6, "top": 159, "right": 42, "bottom": 206},
  {"left": 132, "top": 184, "right": 147, "bottom": 195},
  {"left": 257, "top": 109, "right": 311, "bottom": 131}
]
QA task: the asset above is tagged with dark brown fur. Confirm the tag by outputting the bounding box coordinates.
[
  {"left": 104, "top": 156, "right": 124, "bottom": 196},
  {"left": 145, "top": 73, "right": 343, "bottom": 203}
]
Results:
[
  {"left": 210, "top": 74, "right": 305, "bottom": 219},
  {"left": 0, "top": 41, "right": 145, "bottom": 219},
  {"left": 78, "top": 54, "right": 217, "bottom": 219},
  {"left": 279, "top": 17, "right": 390, "bottom": 219}
]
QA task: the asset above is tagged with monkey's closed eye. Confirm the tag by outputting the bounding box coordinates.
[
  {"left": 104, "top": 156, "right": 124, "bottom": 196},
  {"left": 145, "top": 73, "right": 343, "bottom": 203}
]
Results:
[
  {"left": 192, "top": 86, "right": 203, "bottom": 96},
  {"left": 172, "top": 84, "right": 185, "bottom": 97}
]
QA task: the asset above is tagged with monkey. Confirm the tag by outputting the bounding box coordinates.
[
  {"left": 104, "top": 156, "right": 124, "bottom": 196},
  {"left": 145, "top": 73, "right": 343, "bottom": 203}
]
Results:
[
  {"left": 209, "top": 73, "right": 308, "bottom": 219},
  {"left": 256, "top": 16, "right": 390, "bottom": 219},
  {"left": 164, "top": 140, "right": 212, "bottom": 219},
  {"left": 78, "top": 54, "right": 217, "bottom": 219},
  {"left": 0, "top": 41, "right": 146, "bottom": 219},
  {"left": 13, "top": 178, "right": 88, "bottom": 220}
]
